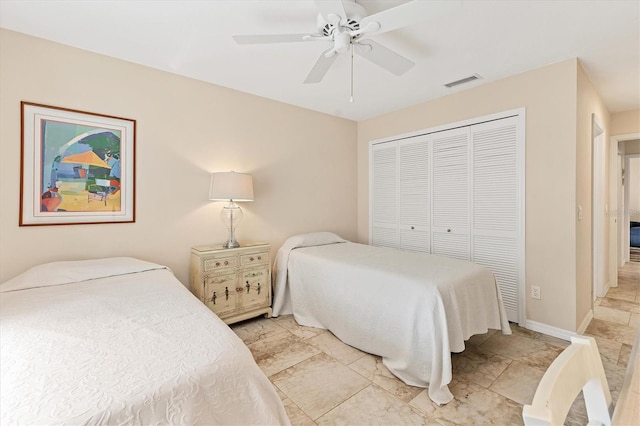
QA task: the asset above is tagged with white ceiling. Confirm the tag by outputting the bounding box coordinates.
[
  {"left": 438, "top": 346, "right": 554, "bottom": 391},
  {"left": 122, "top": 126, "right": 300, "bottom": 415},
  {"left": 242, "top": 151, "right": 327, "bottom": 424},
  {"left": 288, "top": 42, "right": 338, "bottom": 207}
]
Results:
[{"left": 1, "top": 0, "right": 638, "bottom": 121}]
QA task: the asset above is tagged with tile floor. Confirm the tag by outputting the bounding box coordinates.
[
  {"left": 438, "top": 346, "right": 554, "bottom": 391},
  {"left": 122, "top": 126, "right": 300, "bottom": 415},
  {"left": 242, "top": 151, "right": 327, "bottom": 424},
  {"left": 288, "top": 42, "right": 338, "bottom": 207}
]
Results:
[{"left": 232, "top": 261, "right": 639, "bottom": 425}]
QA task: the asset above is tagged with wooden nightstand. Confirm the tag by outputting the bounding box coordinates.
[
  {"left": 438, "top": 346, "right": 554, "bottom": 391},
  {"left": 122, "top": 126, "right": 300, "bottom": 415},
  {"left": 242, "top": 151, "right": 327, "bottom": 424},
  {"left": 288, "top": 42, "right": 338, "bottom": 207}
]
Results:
[{"left": 190, "top": 243, "right": 272, "bottom": 325}]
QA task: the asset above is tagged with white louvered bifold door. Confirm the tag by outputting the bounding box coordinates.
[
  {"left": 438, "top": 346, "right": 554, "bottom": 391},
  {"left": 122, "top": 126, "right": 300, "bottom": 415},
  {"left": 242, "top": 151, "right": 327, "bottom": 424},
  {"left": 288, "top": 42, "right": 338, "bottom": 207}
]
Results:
[
  {"left": 399, "top": 137, "right": 430, "bottom": 252},
  {"left": 471, "top": 116, "right": 520, "bottom": 322},
  {"left": 431, "top": 127, "right": 471, "bottom": 260},
  {"left": 371, "top": 142, "right": 399, "bottom": 248}
]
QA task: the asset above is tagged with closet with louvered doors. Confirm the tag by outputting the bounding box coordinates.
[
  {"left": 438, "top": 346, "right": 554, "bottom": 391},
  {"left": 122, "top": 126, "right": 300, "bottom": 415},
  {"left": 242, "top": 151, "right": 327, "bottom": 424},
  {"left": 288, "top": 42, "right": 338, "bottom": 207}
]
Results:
[{"left": 369, "top": 111, "right": 524, "bottom": 323}]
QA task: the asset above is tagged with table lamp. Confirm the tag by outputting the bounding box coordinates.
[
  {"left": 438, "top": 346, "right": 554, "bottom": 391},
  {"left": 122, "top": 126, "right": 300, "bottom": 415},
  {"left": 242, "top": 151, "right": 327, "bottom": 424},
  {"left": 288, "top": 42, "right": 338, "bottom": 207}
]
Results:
[{"left": 209, "top": 171, "right": 254, "bottom": 248}]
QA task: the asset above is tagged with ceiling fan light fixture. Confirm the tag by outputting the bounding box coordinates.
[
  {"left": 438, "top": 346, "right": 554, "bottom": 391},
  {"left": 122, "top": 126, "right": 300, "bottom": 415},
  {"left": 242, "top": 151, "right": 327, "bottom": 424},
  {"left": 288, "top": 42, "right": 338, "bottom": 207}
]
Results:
[
  {"left": 233, "top": 0, "right": 462, "bottom": 85},
  {"left": 444, "top": 74, "right": 483, "bottom": 88}
]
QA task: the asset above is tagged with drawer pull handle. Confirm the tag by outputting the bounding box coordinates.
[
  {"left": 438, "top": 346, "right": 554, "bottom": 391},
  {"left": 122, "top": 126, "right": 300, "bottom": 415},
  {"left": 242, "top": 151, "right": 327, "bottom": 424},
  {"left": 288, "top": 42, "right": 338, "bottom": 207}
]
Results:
[
  {"left": 245, "top": 281, "right": 251, "bottom": 293},
  {"left": 447, "top": 229, "right": 451, "bottom": 233},
  {"left": 215, "top": 262, "right": 220, "bottom": 267},
  {"left": 212, "top": 291, "right": 217, "bottom": 305},
  {"left": 249, "top": 257, "right": 254, "bottom": 261},
  {"left": 224, "top": 260, "right": 229, "bottom": 266},
  {"left": 411, "top": 226, "right": 415, "bottom": 230},
  {"left": 257, "top": 283, "right": 261, "bottom": 295},
  {"left": 225, "top": 287, "right": 229, "bottom": 300},
  {"left": 257, "top": 256, "right": 262, "bottom": 260}
]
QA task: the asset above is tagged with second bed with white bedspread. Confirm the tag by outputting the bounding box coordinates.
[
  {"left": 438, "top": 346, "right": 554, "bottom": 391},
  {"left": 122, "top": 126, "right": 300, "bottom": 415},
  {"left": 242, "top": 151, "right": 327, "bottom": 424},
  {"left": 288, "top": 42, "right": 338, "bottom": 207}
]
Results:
[{"left": 272, "top": 232, "right": 511, "bottom": 405}]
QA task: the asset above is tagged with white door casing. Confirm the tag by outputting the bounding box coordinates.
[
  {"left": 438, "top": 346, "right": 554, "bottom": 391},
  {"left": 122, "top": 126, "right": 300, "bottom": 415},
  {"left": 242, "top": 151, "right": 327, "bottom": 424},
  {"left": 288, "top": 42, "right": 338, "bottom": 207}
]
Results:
[{"left": 592, "top": 114, "right": 606, "bottom": 300}]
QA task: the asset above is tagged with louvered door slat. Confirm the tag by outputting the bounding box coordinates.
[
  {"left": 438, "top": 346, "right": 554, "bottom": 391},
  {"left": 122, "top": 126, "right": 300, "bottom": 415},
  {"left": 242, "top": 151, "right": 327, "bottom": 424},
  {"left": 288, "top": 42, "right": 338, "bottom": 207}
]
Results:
[
  {"left": 472, "top": 121, "right": 518, "bottom": 232},
  {"left": 473, "top": 235, "right": 518, "bottom": 322},
  {"left": 431, "top": 128, "right": 470, "bottom": 258},
  {"left": 371, "top": 143, "right": 398, "bottom": 248},
  {"left": 432, "top": 130, "right": 469, "bottom": 229},
  {"left": 433, "top": 232, "right": 470, "bottom": 260},
  {"left": 471, "top": 117, "right": 520, "bottom": 322},
  {"left": 399, "top": 137, "right": 430, "bottom": 252}
]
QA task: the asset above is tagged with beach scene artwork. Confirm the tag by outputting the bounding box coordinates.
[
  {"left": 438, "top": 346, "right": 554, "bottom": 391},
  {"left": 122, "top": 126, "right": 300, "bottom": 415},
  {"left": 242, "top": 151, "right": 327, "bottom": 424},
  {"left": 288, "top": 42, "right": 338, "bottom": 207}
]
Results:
[{"left": 40, "top": 119, "right": 122, "bottom": 214}]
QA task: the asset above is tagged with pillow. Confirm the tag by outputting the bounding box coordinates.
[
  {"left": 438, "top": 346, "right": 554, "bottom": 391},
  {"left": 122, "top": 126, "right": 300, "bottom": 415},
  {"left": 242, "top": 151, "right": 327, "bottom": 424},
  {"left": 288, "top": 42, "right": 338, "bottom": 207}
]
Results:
[
  {"left": 289, "top": 231, "right": 347, "bottom": 248},
  {"left": 0, "top": 257, "right": 167, "bottom": 293}
]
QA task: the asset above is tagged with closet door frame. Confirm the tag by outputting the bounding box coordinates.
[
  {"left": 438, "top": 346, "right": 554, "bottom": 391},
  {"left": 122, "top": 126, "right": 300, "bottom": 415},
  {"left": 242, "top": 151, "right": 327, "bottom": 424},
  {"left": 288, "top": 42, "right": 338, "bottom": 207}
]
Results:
[{"left": 369, "top": 108, "right": 526, "bottom": 326}]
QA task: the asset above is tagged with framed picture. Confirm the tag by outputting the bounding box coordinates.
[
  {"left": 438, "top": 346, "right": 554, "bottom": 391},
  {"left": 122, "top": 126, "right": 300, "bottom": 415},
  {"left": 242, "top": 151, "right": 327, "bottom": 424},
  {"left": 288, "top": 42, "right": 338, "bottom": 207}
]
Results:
[{"left": 20, "top": 102, "right": 136, "bottom": 226}]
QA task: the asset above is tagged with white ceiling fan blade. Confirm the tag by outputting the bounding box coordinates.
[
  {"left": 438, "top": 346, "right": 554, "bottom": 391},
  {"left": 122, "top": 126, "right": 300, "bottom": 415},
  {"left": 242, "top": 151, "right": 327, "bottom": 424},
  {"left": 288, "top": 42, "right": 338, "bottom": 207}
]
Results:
[
  {"left": 355, "top": 40, "right": 414, "bottom": 76},
  {"left": 233, "top": 34, "right": 319, "bottom": 44},
  {"left": 304, "top": 48, "right": 339, "bottom": 84},
  {"left": 314, "top": 0, "right": 347, "bottom": 25},
  {"left": 360, "top": 0, "right": 462, "bottom": 35}
]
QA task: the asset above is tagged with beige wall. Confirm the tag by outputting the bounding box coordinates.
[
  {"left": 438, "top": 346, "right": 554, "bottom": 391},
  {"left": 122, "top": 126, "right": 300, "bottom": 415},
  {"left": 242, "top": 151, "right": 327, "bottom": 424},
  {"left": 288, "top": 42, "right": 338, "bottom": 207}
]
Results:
[
  {"left": 622, "top": 140, "right": 640, "bottom": 155},
  {"left": 611, "top": 109, "right": 640, "bottom": 136},
  {"left": 0, "top": 30, "right": 358, "bottom": 284},
  {"left": 358, "top": 60, "right": 580, "bottom": 331},
  {"left": 575, "top": 63, "right": 611, "bottom": 329}
]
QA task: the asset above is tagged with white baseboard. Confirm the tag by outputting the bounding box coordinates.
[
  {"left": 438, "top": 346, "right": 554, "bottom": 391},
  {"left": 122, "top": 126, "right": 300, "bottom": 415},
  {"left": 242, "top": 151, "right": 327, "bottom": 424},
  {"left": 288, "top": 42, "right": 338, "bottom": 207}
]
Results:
[
  {"left": 525, "top": 320, "right": 578, "bottom": 342},
  {"left": 577, "top": 309, "right": 594, "bottom": 334}
]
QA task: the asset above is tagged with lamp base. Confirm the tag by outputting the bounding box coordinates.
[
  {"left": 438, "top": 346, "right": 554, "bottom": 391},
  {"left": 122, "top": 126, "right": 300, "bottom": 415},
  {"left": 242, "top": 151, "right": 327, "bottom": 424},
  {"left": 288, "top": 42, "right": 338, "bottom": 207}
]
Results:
[
  {"left": 222, "top": 240, "right": 240, "bottom": 249},
  {"left": 220, "top": 201, "right": 242, "bottom": 249}
]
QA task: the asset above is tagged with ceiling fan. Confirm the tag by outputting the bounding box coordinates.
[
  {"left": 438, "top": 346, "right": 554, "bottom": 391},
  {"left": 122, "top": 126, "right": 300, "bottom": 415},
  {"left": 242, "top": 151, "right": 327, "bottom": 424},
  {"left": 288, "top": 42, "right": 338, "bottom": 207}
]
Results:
[{"left": 233, "top": 0, "right": 460, "bottom": 86}]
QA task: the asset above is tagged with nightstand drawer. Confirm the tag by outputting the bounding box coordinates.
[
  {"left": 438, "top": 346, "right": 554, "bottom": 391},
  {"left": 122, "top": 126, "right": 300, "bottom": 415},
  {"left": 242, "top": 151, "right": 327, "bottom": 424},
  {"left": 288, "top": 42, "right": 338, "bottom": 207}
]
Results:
[
  {"left": 240, "top": 252, "right": 269, "bottom": 267},
  {"left": 205, "top": 272, "right": 237, "bottom": 287},
  {"left": 203, "top": 256, "right": 238, "bottom": 272}
]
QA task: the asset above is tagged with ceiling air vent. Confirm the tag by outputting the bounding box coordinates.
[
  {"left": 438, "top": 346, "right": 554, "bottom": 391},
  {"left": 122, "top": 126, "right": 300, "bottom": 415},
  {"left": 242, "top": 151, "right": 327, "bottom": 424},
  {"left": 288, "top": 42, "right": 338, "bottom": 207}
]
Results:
[{"left": 444, "top": 74, "right": 482, "bottom": 88}]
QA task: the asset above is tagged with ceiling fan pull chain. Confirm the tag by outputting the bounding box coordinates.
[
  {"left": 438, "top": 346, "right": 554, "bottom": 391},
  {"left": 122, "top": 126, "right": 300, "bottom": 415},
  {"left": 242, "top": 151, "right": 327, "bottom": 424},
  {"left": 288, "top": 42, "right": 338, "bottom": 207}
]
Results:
[{"left": 350, "top": 43, "right": 354, "bottom": 103}]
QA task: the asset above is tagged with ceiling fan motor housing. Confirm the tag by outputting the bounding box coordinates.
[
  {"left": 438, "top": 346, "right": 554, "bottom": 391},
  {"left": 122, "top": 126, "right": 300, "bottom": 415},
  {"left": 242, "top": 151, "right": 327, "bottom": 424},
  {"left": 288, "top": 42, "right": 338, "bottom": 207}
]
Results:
[{"left": 317, "top": 0, "right": 365, "bottom": 37}]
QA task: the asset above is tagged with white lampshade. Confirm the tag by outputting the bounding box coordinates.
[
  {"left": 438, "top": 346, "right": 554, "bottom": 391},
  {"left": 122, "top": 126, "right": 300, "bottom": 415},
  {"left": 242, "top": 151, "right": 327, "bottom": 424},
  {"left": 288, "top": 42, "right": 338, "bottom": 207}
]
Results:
[{"left": 209, "top": 172, "right": 254, "bottom": 201}]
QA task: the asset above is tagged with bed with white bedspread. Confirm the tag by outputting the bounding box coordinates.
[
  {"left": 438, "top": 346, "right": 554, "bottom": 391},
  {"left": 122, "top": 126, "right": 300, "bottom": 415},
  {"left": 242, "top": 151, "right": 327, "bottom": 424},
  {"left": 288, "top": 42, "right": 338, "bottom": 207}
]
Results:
[
  {"left": 0, "top": 257, "right": 289, "bottom": 426},
  {"left": 272, "top": 232, "right": 511, "bottom": 405}
]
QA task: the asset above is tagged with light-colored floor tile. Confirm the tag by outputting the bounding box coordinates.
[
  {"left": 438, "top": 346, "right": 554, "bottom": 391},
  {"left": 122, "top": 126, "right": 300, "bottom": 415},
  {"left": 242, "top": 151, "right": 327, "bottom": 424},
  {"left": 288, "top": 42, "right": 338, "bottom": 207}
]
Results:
[
  {"left": 410, "top": 379, "right": 523, "bottom": 425},
  {"left": 605, "top": 286, "right": 637, "bottom": 302},
  {"left": 618, "top": 343, "right": 632, "bottom": 368},
  {"left": 603, "top": 362, "right": 628, "bottom": 400},
  {"left": 273, "top": 314, "right": 325, "bottom": 340},
  {"left": 534, "top": 333, "right": 571, "bottom": 348},
  {"left": 565, "top": 393, "right": 588, "bottom": 426},
  {"left": 348, "top": 353, "right": 424, "bottom": 402},
  {"left": 281, "top": 397, "right": 317, "bottom": 426},
  {"left": 509, "top": 324, "right": 540, "bottom": 339},
  {"left": 271, "top": 352, "right": 370, "bottom": 420},
  {"left": 629, "top": 312, "right": 640, "bottom": 329},
  {"left": 595, "top": 297, "right": 640, "bottom": 314},
  {"left": 594, "top": 305, "right": 632, "bottom": 325},
  {"left": 451, "top": 346, "right": 512, "bottom": 388},
  {"left": 464, "top": 329, "right": 498, "bottom": 348},
  {"left": 583, "top": 334, "right": 623, "bottom": 368},
  {"left": 317, "top": 384, "right": 428, "bottom": 425},
  {"left": 247, "top": 332, "right": 321, "bottom": 377},
  {"left": 585, "top": 318, "right": 637, "bottom": 345},
  {"left": 306, "top": 331, "right": 365, "bottom": 365},
  {"left": 231, "top": 316, "right": 287, "bottom": 345},
  {"left": 479, "top": 333, "right": 563, "bottom": 371},
  {"left": 488, "top": 361, "right": 545, "bottom": 405}
]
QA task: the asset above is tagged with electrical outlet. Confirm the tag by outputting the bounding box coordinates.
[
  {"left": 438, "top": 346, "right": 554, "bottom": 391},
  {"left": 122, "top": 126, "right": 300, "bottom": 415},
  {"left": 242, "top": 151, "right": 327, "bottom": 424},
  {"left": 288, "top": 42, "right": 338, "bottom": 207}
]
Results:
[{"left": 531, "top": 286, "right": 541, "bottom": 300}]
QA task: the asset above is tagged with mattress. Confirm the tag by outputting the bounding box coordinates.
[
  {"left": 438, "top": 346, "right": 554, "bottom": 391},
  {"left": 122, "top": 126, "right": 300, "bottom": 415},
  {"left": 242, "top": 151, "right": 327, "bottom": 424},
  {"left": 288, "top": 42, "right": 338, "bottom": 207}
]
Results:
[
  {"left": 272, "top": 232, "right": 511, "bottom": 405},
  {"left": 0, "top": 257, "right": 289, "bottom": 426}
]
